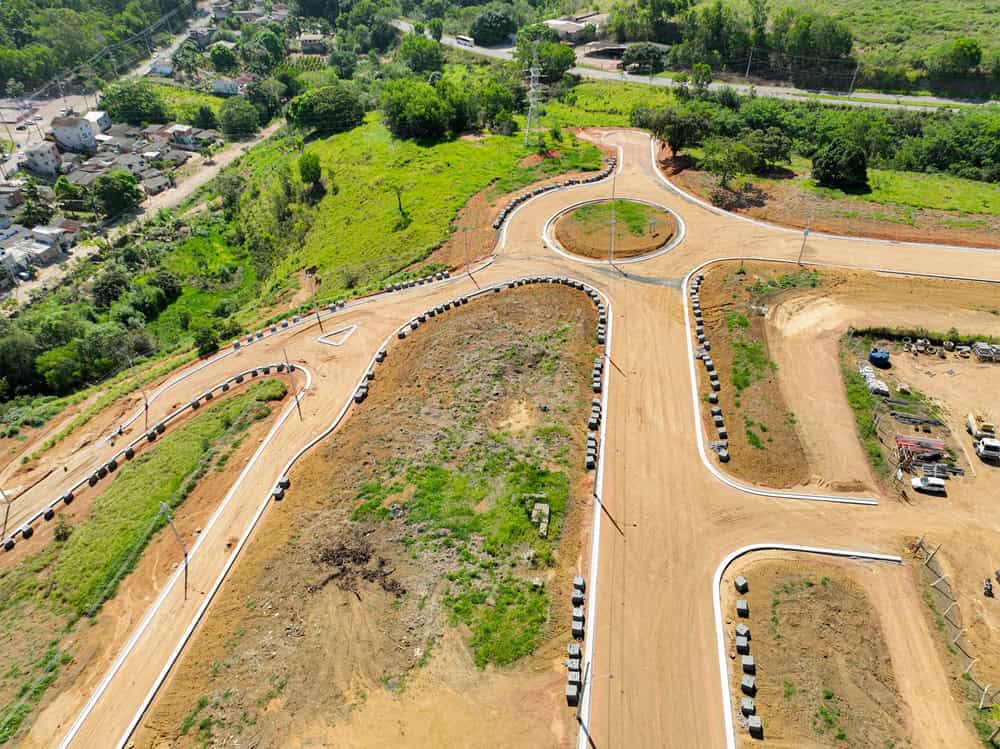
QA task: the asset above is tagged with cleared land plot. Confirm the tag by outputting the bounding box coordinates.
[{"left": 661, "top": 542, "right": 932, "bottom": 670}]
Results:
[
  {"left": 0, "top": 380, "right": 287, "bottom": 745},
  {"left": 695, "top": 260, "right": 1000, "bottom": 493},
  {"left": 724, "top": 558, "right": 907, "bottom": 748},
  {"left": 553, "top": 199, "right": 675, "bottom": 259},
  {"left": 136, "top": 285, "right": 598, "bottom": 748}
]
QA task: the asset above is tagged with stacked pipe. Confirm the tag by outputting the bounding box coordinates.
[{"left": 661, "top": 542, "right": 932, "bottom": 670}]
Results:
[{"left": 492, "top": 156, "right": 618, "bottom": 230}]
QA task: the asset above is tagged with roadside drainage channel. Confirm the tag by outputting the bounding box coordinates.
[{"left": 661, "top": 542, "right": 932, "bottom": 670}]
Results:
[
  {"left": 540, "top": 197, "right": 687, "bottom": 266},
  {"left": 713, "top": 544, "right": 901, "bottom": 749},
  {"left": 2, "top": 362, "right": 298, "bottom": 552},
  {"left": 681, "top": 261, "right": 878, "bottom": 506},
  {"left": 108, "top": 274, "right": 615, "bottom": 749}
]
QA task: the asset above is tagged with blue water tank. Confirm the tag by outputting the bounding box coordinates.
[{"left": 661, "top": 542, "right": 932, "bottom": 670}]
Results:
[{"left": 869, "top": 348, "right": 891, "bottom": 368}]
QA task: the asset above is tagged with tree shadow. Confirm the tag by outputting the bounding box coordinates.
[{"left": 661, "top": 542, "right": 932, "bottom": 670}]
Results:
[{"left": 710, "top": 183, "right": 769, "bottom": 210}]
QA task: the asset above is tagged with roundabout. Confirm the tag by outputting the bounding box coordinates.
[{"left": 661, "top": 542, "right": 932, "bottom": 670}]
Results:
[{"left": 542, "top": 196, "right": 686, "bottom": 265}]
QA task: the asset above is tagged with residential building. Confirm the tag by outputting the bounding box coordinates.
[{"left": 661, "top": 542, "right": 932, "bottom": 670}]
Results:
[
  {"left": 211, "top": 79, "right": 240, "bottom": 96},
  {"left": 234, "top": 9, "right": 263, "bottom": 22},
  {"left": 142, "top": 174, "right": 170, "bottom": 195},
  {"left": 115, "top": 154, "right": 147, "bottom": 176},
  {"left": 22, "top": 142, "right": 61, "bottom": 177},
  {"left": 164, "top": 149, "right": 192, "bottom": 166},
  {"left": 164, "top": 123, "right": 196, "bottom": 146},
  {"left": 543, "top": 17, "right": 602, "bottom": 43},
  {"left": 51, "top": 117, "right": 98, "bottom": 152},
  {"left": 84, "top": 110, "right": 112, "bottom": 133},
  {"left": 65, "top": 169, "right": 104, "bottom": 187},
  {"left": 0, "top": 182, "right": 24, "bottom": 211},
  {"left": 189, "top": 27, "right": 215, "bottom": 49},
  {"left": 298, "top": 33, "right": 327, "bottom": 54},
  {"left": 211, "top": 1, "right": 232, "bottom": 19}
]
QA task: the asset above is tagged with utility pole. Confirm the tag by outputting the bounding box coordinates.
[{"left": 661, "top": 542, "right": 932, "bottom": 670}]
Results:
[
  {"left": 524, "top": 44, "right": 541, "bottom": 148},
  {"left": 796, "top": 216, "right": 811, "bottom": 266},
  {"left": 283, "top": 347, "right": 303, "bottom": 421},
  {"left": 0, "top": 487, "right": 11, "bottom": 541},
  {"left": 308, "top": 271, "right": 324, "bottom": 333},
  {"left": 463, "top": 227, "right": 480, "bottom": 290},
  {"left": 745, "top": 47, "right": 754, "bottom": 80},
  {"left": 159, "top": 502, "right": 189, "bottom": 601},
  {"left": 126, "top": 354, "right": 149, "bottom": 431},
  {"left": 607, "top": 171, "right": 621, "bottom": 274},
  {"left": 847, "top": 61, "right": 860, "bottom": 97},
  {"left": 55, "top": 78, "right": 71, "bottom": 115}
]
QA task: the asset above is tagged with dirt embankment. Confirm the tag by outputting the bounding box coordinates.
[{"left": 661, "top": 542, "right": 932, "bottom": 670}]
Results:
[
  {"left": 657, "top": 145, "right": 1000, "bottom": 249},
  {"left": 723, "top": 559, "right": 907, "bottom": 749},
  {"left": 136, "top": 285, "right": 599, "bottom": 748}
]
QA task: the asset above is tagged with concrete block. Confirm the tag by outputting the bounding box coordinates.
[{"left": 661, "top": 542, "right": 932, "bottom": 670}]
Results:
[
  {"left": 44, "top": 508, "right": 54, "bottom": 521},
  {"left": 736, "top": 636, "right": 749, "bottom": 655},
  {"left": 711, "top": 406, "right": 722, "bottom": 416},
  {"left": 571, "top": 590, "right": 585, "bottom": 606},
  {"left": 718, "top": 449, "right": 730, "bottom": 463},
  {"left": 567, "top": 643, "right": 581, "bottom": 659},
  {"left": 747, "top": 715, "right": 763, "bottom": 739},
  {"left": 567, "top": 658, "right": 581, "bottom": 672},
  {"left": 735, "top": 576, "right": 749, "bottom": 594},
  {"left": 572, "top": 621, "right": 585, "bottom": 639},
  {"left": 735, "top": 623, "right": 750, "bottom": 639},
  {"left": 717, "top": 426, "right": 728, "bottom": 440},
  {"left": 741, "top": 697, "right": 755, "bottom": 716},
  {"left": 567, "top": 670, "right": 582, "bottom": 686},
  {"left": 21, "top": 525, "right": 33, "bottom": 540},
  {"left": 3, "top": 538, "right": 14, "bottom": 551},
  {"left": 62, "top": 492, "right": 74, "bottom": 505},
  {"left": 272, "top": 487, "right": 285, "bottom": 501},
  {"left": 573, "top": 576, "right": 586, "bottom": 593},
  {"left": 278, "top": 476, "right": 291, "bottom": 490},
  {"left": 741, "top": 655, "right": 755, "bottom": 674},
  {"left": 736, "top": 599, "right": 749, "bottom": 617},
  {"left": 125, "top": 447, "right": 135, "bottom": 460},
  {"left": 711, "top": 381, "right": 721, "bottom": 392},
  {"left": 708, "top": 393, "right": 719, "bottom": 404},
  {"left": 88, "top": 474, "right": 98, "bottom": 487},
  {"left": 741, "top": 675, "right": 756, "bottom": 696},
  {"left": 566, "top": 683, "right": 580, "bottom": 707},
  {"left": 147, "top": 431, "right": 157, "bottom": 442}
]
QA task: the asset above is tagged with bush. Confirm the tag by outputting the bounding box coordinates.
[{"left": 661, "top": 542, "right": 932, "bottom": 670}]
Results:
[
  {"left": 397, "top": 33, "right": 443, "bottom": 73},
  {"left": 286, "top": 82, "right": 365, "bottom": 134},
  {"left": 811, "top": 138, "right": 868, "bottom": 189},
  {"left": 98, "top": 81, "right": 168, "bottom": 125}
]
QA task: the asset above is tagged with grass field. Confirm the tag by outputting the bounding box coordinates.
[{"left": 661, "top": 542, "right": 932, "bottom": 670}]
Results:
[
  {"left": 544, "top": 81, "right": 675, "bottom": 127},
  {"left": 805, "top": 169, "right": 1000, "bottom": 215},
  {"left": 566, "top": 200, "right": 665, "bottom": 235},
  {"left": 236, "top": 114, "right": 602, "bottom": 303},
  {"left": 147, "top": 82, "right": 225, "bottom": 124},
  {"left": 0, "top": 378, "right": 285, "bottom": 742}
]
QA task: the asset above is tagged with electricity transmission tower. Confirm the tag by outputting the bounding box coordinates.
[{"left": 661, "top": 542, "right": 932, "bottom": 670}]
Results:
[{"left": 524, "top": 46, "right": 541, "bottom": 148}]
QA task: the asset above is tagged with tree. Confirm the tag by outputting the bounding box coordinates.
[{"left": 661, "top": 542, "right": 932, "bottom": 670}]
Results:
[
  {"left": 743, "top": 127, "right": 791, "bottom": 171},
  {"left": 286, "top": 83, "right": 364, "bottom": 133},
  {"left": 5, "top": 78, "right": 24, "bottom": 98},
  {"left": 192, "top": 104, "right": 218, "bottom": 130},
  {"left": 19, "top": 182, "right": 53, "bottom": 228},
  {"left": 650, "top": 106, "right": 709, "bottom": 156},
  {"left": 692, "top": 62, "right": 712, "bottom": 96},
  {"left": 149, "top": 269, "right": 182, "bottom": 301},
  {"left": 397, "top": 33, "right": 443, "bottom": 73},
  {"left": 623, "top": 42, "right": 665, "bottom": 73},
  {"left": 470, "top": 9, "right": 517, "bottom": 46},
  {"left": 91, "top": 264, "right": 130, "bottom": 308},
  {"left": 748, "top": 0, "right": 769, "bottom": 50},
  {"left": 219, "top": 97, "right": 261, "bottom": 139},
  {"left": 380, "top": 79, "right": 452, "bottom": 139},
  {"left": 298, "top": 151, "right": 321, "bottom": 185},
  {"left": 246, "top": 78, "right": 286, "bottom": 122},
  {"left": 99, "top": 81, "right": 168, "bottom": 125},
  {"left": 211, "top": 44, "right": 238, "bottom": 71},
  {"left": 427, "top": 18, "right": 444, "bottom": 42},
  {"left": 811, "top": 138, "right": 868, "bottom": 189},
  {"left": 92, "top": 170, "right": 142, "bottom": 218},
  {"left": 515, "top": 40, "right": 575, "bottom": 81},
  {"left": 701, "top": 136, "right": 757, "bottom": 186},
  {"left": 328, "top": 46, "right": 357, "bottom": 78}
]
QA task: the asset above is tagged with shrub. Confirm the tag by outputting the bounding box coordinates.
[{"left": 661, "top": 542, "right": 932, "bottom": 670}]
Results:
[{"left": 811, "top": 138, "right": 868, "bottom": 189}]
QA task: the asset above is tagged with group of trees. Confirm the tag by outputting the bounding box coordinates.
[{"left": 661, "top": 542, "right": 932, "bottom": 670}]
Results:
[
  {"left": 0, "top": 0, "right": 194, "bottom": 92},
  {"left": 633, "top": 84, "right": 1000, "bottom": 189}
]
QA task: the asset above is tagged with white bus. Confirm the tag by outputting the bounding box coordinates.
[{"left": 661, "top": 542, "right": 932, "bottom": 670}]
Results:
[{"left": 455, "top": 34, "right": 475, "bottom": 47}]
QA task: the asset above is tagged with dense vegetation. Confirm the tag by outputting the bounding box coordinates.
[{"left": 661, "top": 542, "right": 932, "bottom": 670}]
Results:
[{"left": 0, "top": 0, "right": 194, "bottom": 94}]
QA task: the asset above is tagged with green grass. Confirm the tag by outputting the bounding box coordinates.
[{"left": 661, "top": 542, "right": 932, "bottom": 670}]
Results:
[
  {"left": 747, "top": 270, "right": 821, "bottom": 297},
  {"left": 147, "top": 82, "right": 225, "bottom": 125},
  {"left": 544, "top": 81, "right": 676, "bottom": 127},
  {"left": 563, "top": 199, "right": 668, "bottom": 236},
  {"left": 839, "top": 346, "right": 887, "bottom": 476},
  {"left": 805, "top": 169, "right": 1000, "bottom": 215},
  {"left": 731, "top": 338, "right": 778, "bottom": 391}
]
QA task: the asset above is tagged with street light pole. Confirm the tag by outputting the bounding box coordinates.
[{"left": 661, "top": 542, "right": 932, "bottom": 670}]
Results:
[
  {"left": 159, "top": 502, "right": 189, "bottom": 601},
  {"left": 464, "top": 227, "right": 480, "bottom": 290},
  {"left": 797, "top": 216, "right": 811, "bottom": 266},
  {"left": 126, "top": 355, "right": 149, "bottom": 431},
  {"left": 284, "top": 347, "right": 303, "bottom": 421},
  {"left": 309, "top": 271, "right": 324, "bottom": 333},
  {"left": 0, "top": 487, "right": 11, "bottom": 541}
]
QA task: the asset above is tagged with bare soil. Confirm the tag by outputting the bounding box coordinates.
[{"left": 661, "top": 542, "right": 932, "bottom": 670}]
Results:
[
  {"left": 553, "top": 201, "right": 675, "bottom": 260},
  {"left": 664, "top": 153, "right": 1000, "bottom": 249},
  {"left": 724, "top": 558, "right": 906, "bottom": 748},
  {"left": 135, "top": 285, "right": 598, "bottom": 748}
]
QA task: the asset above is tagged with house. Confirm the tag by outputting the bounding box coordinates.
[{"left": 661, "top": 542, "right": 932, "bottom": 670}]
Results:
[
  {"left": 270, "top": 4, "right": 289, "bottom": 21},
  {"left": 66, "top": 169, "right": 104, "bottom": 187},
  {"left": 115, "top": 154, "right": 147, "bottom": 175},
  {"left": 164, "top": 123, "right": 196, "bottom": 146},
  {"left": 572, "top": 12, "right": 610, "bottom": 33},
  {"left": 298, "top": 33, "right": 327, "bottom": 54},
  {"left": 189, "top": 28, "right": 215, "bottom": 49},
  {"left": 51, "top": 117, "right": 98, "bottom": 152},
  {"left": 84, "top": 110, "right": 112, "bottom": 134},
  {"left": 234, "top": 9, "right": 263, "bottom": 22},
  {"left": 22, "top": 142, "right": 61, "bottom": 177},
  {"left": 191, "top": 129, "right": 221, "bottom": 145},
  {"left": 141, "top": 175, "right": 170, "bottom": 195},
  {"left": 31, "top": 225, "right": 72, "bottom": 250},
  {"left": 0, "top": 182, "right": 24, "bottom": 211},
  {"left": 211, "top": 79, "right": 240, "bottom": 96},
  {"left": 211, "top": 1, "right": 232, "bottom": 20},
  {"left": 148, "top": 58, "right": 174, "bottom": 77},
  {"left": 164, "top": 149, "right": 192, "bottom": 166},
  {"left": 107, "top": 123, "right": 142, "bottom": 139},
  {"left": 211, "top": 39, "right": 238, "bottom": 52},
  {"left": 51, "top": 217, "right": 82, "bottom": 243}
]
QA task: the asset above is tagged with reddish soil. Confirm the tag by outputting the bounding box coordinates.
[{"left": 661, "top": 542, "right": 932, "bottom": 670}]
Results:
[
  {"left": 657, "top": 145, "right": 1000, "bottom": 249},
  {"left": 135, "top": 285, "right": 598, "bottom": 748},
  {"left": 553, "top": 201, "right": 675, "bottom": 259},
  {"left": 723, "top": 558, "right": 906, "bottom": 748}
]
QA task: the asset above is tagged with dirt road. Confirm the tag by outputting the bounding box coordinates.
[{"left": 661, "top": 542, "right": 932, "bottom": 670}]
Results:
[{"left": 14, "top": 128, "right": 1000, "bottom": 749}]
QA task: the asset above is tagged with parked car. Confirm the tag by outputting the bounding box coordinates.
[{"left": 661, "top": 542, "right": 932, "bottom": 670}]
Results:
[
  {"left": 976, "top": 437, "right": 1000, "bottom": 463},
  {"left": 911, "top": 476, "right": 947, "bottom": 494},
  {"left": 15, "top": 124, "right": 26, "bottom": 131}
]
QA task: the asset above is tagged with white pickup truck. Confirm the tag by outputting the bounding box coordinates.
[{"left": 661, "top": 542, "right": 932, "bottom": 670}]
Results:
[{"left": 976, "top": 437, "right": 1000, "bottom": 463}]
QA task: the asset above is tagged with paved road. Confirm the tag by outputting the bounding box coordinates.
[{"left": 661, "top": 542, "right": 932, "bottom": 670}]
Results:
[
  {"left": 393, "top": 20, "right": 982, "bottom": 112},
  {"left": 7, "top": 128, "right": 994, "bottom": 748}
]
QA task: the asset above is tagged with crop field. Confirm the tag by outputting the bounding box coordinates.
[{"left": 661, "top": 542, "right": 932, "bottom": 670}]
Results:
[{"left": 146, "top": 83, "right": 225, "bottom": 124}]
